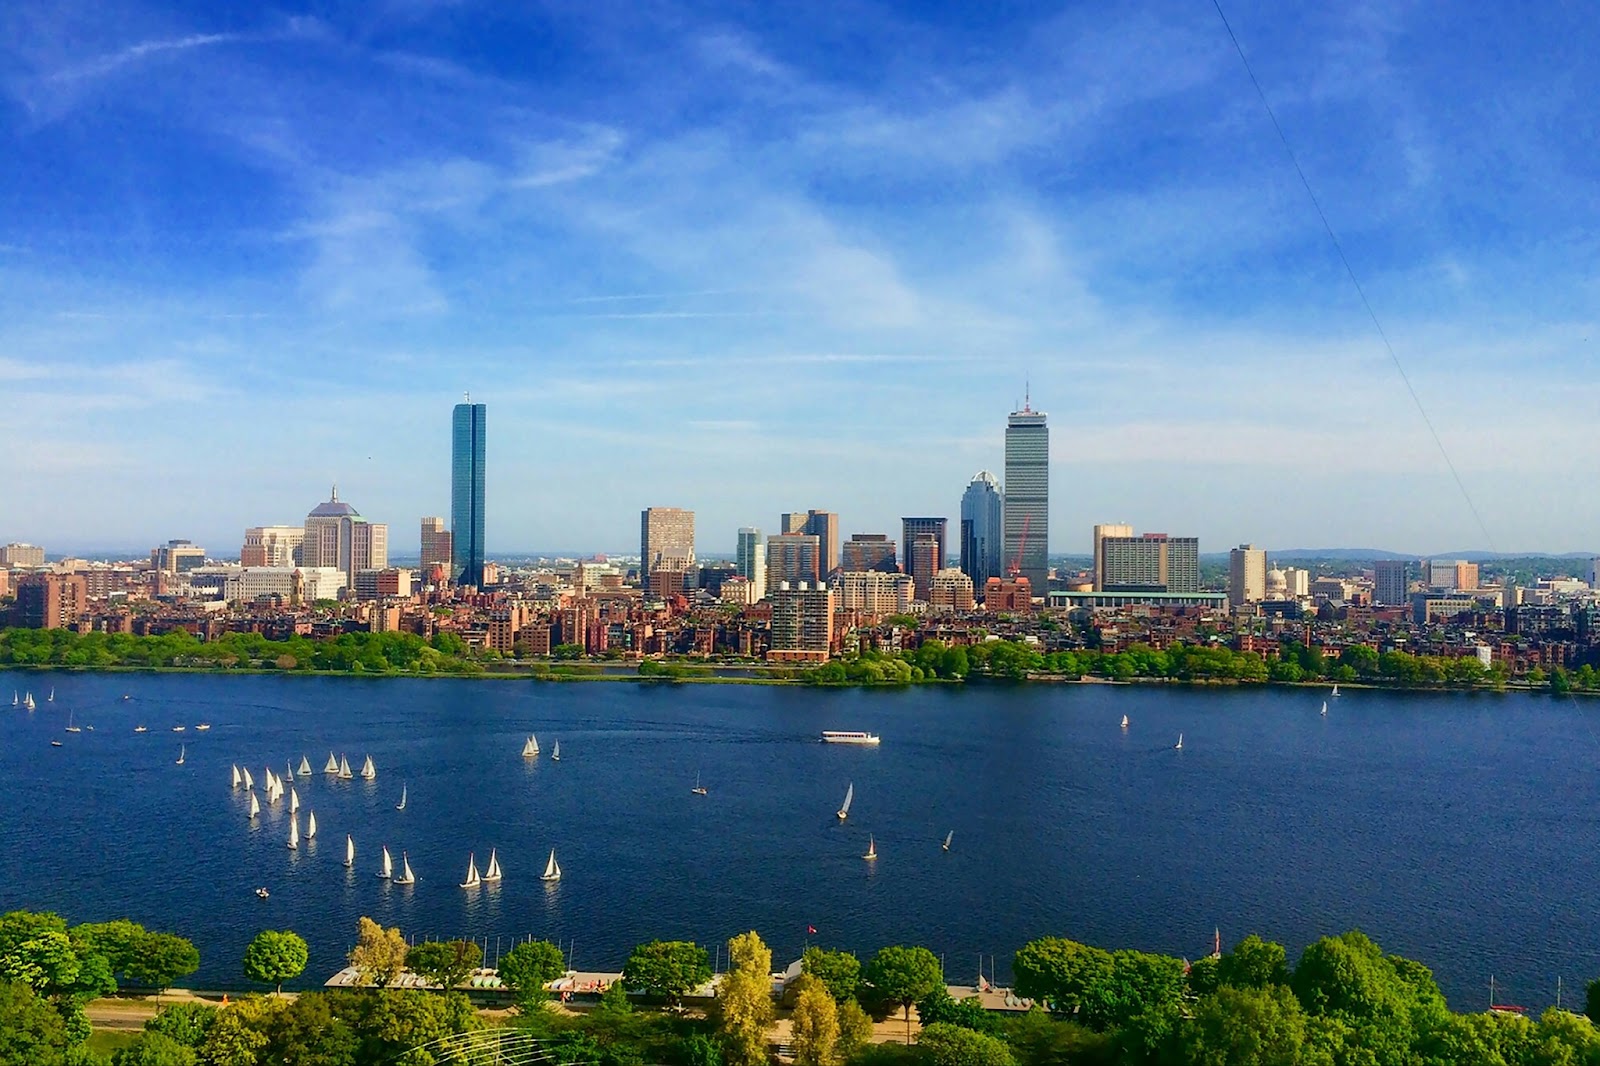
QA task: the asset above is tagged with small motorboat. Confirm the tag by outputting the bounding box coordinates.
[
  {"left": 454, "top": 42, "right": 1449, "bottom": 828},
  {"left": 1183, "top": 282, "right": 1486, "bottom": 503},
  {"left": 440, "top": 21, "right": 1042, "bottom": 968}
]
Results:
[
  {"left": 255, "top": 887, "right": 270, "bottom": 900},
  {"left": 50, "top": 740, "right": 63, "bottom": 747}
]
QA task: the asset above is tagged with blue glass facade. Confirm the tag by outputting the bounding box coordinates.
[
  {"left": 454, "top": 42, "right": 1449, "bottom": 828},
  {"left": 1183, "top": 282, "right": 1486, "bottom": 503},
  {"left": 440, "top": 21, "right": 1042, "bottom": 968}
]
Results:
[
  {"left": 960, "top": 471, "right": 1004, "bottom": 588},
  {"left": 451, "top": 403, "right": 486, "bottom": 587}
]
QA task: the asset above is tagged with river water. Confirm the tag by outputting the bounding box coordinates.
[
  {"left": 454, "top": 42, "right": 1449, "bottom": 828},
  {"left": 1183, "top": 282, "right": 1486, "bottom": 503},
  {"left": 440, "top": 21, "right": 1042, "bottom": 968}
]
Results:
[{"left": 1, "top": 672, "right": 1594, "bottom": 1009}]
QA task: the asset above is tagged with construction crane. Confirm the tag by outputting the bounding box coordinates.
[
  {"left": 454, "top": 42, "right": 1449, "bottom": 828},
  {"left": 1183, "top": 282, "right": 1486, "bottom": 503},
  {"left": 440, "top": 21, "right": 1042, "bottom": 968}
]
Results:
[{"left": 1007, "top": 514, "right": 1029, "bottom": 578}]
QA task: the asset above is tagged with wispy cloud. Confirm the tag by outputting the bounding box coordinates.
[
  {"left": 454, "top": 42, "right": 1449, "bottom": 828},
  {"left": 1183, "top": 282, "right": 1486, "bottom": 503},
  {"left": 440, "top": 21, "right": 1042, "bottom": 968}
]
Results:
[{"left": 44, "top": 32, "right": 245, "bottom": 84}]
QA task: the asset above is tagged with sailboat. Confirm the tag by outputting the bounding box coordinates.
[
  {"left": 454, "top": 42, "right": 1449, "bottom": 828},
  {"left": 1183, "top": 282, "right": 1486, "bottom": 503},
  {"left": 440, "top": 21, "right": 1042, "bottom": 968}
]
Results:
[
  {"left": 285, "top": 761, "right": 295, "bottom": 781},
  {"left": 231, "top": 765, "right": 242, "bottom": 789},
  {"left": 863, "top": 835, "right": 877, "bottom": 861},
  {"left": 289, "top": 787, "right": 300, "bottom": 814},
  {"left": 9, "top": 692, "right": 14, "bottom": 707},
  {"left": 691, "top": 772, "right": 708, "bottom": 796},
  {"left": 1174, "top": 733, "right": 1184, "bottom": 751},
  {"left": 396, "top": 784, "right": 407, "bottom": 811},
  {"left": 1331, "top": 684, "right": 1341, "bottom": 698},
  {"left": 483, "top": 849, "right": 502, "bottom": 883},
  {"left": 23, "top": 692, "right": 35, "bottom": 710},
  {"left": 47, "top": 688, "right": 53, "bottom": 703},
  {"left": 306, "top": 811, "right": 317, "bottom": 839},
  {"left": 344, "top": 835, "right": 355, "bottom": 867},
  {"left": 360, "top": 755, "right": 376, "bottom": 780},
  {"left": 1320, "top": 701, "right": 1328, "bottom": 717},
  {"left": 551, "top": 740, "right": 561, "bottom": 762},
  {"left": 394, "top": 852, "right": 415, "bottom": 885},
  {"left": 64, "top": 712, "right": 80, "bottom": 734},
  {"left": 460, "top": 853, "right": 481, "bottom": 888},
  {"left": 176, "top": 744, "right": 185, "bottom": 765},
  {"left": 522, "top": 736, "right": 538, "bottom": 758},
  {"left": 298, "top": 755, "right": 312, "bottom": 776},
  {"left": 324, "top": 752, "right": 339, "bottom": 774},
  {"left": 1121, "top": 714, "right": 1129, "bottom": 729},
  {"left": 249, "top": 792, "right": 261, "bottom": 818},
  {"left": 377, "top": 846, "right": 393, "bottom": 879},
  {"left": 287, "top": 812, "right": 299, "bottom": 850},
  {"left": 540, "top": 849, "right": 561, "bottom": 882},
  {"left": 338, "top": 755, "right": 353, "bottom": 780},
  {"left": 242, "top": 767, "right": 254, "bottom": 790},
  {"left": 836, "top": 782, "right": 854, "bottom": 821},
  {"left": 942, "top": 831, "right": 953, "bottom": 852}
]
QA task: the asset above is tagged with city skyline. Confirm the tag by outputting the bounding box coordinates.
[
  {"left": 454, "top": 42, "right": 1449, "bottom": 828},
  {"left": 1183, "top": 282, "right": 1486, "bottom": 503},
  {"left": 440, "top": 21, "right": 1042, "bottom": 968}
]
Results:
[{"left": 3, "top": 4, "right": 1598, "bottom": 553}]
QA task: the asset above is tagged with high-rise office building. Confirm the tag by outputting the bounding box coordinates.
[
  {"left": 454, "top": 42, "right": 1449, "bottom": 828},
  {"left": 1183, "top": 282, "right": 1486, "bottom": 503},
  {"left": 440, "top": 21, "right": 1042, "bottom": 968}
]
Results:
[
  {"left": 241, "top": 526, "right": 304, "bottom": 568},
  {"left": 0, "top": 544, "right": 45, "bottom": 567},
  {"left": 1373, "top": 560, "right": 1410, "bottom": 605},
  {"left": 150, "top": 540, "right": 207, "bottom": 574},
  {"left": 420, "top": 517, "right": 453, "bottom": 580},
  {"left": 640, "top": 508, "right": 696, "bottom": 594},
  {"left": 901, "top": 517, "right": 948, "bottom": 599},
  {"left": 780, "top": 510, "right": 839, "bottom": 574},
  {"left": 1228, "top": 544, "right": 1267, "bottom": 608},
  {"left": 766, "top": 533, "right": 820, "bottom": 588},
  {"left": 1003, "top": 399, "right": 1049, "bottom": 597},
  {"left": 1100, "top": 533, "right": 1200, "bottom": 593},
  {"left": 960, "top": 471, "right": 1004, "bottom": 588},
  {"left": 1092, "top": 524, "right": 1134, "bottom": 591},
  {"left": 451, "top": 401, "right": 487, "bottom": 588},
  {"left": 842, "top": 534, "right": 897, "bottom": 573},
  {"left": 303, "top": 487, "right": 388, "bottom": 587},
  {"left": 735, "top": 527, "right": 766, "bottom": 600}
]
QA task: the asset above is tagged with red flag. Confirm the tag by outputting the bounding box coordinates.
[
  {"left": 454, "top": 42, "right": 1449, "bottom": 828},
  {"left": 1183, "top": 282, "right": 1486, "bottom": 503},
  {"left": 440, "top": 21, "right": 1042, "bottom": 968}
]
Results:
[{"left": 807, "top": 925, "right": 817, "bottom": 935}]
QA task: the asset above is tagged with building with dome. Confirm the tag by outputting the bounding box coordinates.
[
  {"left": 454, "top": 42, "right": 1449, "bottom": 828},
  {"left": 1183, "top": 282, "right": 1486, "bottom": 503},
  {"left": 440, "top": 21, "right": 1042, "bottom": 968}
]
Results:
[{"left": 302, "top": 487, "right": 388, "bottom": 588}]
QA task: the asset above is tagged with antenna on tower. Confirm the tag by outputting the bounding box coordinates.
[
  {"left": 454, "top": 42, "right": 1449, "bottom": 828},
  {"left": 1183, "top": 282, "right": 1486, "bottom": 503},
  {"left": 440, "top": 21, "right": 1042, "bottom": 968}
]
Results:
[{"left": 464, "top": 390, "right": 471, "bottom": 403}]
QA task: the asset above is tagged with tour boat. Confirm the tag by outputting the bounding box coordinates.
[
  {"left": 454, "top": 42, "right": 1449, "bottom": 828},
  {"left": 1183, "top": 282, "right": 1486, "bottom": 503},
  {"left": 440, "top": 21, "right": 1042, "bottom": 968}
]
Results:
[
  {"left": 522, "top": 736, "right": 539, "bottom": 758},
  {"left": 836, "top": 782, "right": 854, "bottom": 821},
  {"left": 344, "top": 835, "right": 355, "bottom": 867},
  {"left": 1121, "top": 714, "right": 1129, "bottom": 729},
  {"left": 255, "top": 887, "right": 269, "bottom": 900},
  {"left": 50, "top": 739, "right": 62, "bottom": 747},
  {"left": 64, "top": 712, "right": 80, "bottom": 734},
  {"left": 483, "top": 849, "right": 502, "bottom": 883},
  {"left": 377, "top": 846, "right": 393, "bottom": 879},
  {"left": 338, "top": 755, "right": 353, "bottom": 780},
  {"left": 298, "top": 755, "right": 312, "bottom": 776},
  {"left": 287, "top": 812, "right": 299, "bottom": 850},
  {"left": 691, "top": 772, "right": 708, "bottom": 796},
  {"left": 943, "top": 831, "right": 953, "bottom": 852},
  {"left": 863, "top": 836, "right": 877, "bottom": 861},
  {"left": 133, "top": 725, "right": 147, "bottom": 734},
  {"left": 551, "top": 740, "right": 561, "bottom": 762},
  {"left": 195, "top": 723, "right": 210, "bottom": 731},
  {"left": 541, "top": 849, "right": 562, "bottom": 882},
  {"left": 324, "top": 752, "right": 339, "bottom": 774},
  {"left": 172, "top": 725, "right": 185, "bottom": 732},
  {"left": 395, "top": 784, "right": 407, "bottom": 811},
  {"left": 821, "top": 730, "right": 881, "bottom": 745},
  {"left": 242, "top": 767, "right": 254, "bottom": 790},
  {"left": 1174, "top": 733, "right": 1184, "bottom": 751},
  {"left": 176, "top": 744, "right": 185, "bottom": 765},
  {"left": 393, "top": 852, "right": 415, "bottom": 885},
  {"left": 306, "top": 811, "right": 317, "bottom": 839},
  {"left": 360, "top": 754, "right": 376, "bottom": 780},
  {"left": 231, "top": 765, "right": 241, "bottom": 789},
  {"left": 460, "top": 853, "right": 481, "bottom": 889},
  {"left": 249, "top": 792, "right": 261, "bottom": 818}
]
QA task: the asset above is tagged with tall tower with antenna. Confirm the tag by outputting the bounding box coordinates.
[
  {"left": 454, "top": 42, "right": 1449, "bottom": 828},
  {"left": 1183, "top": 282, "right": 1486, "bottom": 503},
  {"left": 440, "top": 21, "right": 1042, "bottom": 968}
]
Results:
[
  {"left": 1003, "top": 391, "right": 1048, "bottom": 602},
  {"left": 451, "top": 396, "right": 487, "bottom": 588}
]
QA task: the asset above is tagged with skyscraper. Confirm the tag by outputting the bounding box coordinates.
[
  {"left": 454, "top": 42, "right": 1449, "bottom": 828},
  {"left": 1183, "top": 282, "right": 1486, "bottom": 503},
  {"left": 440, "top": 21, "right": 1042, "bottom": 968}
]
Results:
[
  {"left": 420, "top": 517, "right": 453, "bottom": 581},
  {"left": 641, "top": 508, "right": 696, "bottom": 594},
  {"left": 1003, "top": 399, "right": 1049, "bottom": 598},
  {"left": 766, "top": 533, "right": 820, "bottom": 588},
  {"left": 781, "top": 510, "right": 840, "bottom": 574},
  {"left": 1092, "top": 524, "right": 1134, "bottom": 591},
  {"left": 959, "top": 471, "right": 1004, "bottom": 588},
  {"left": 842, "top": 534, "right": 897, "bottom": 573},
  {"left": 303, "top": 487, "right": 388, "bottom": 586},
  {"left": 1228, "top": 544, "right": 1267, "bottom": 608},
  {"left": 451, "top": 401, "right": 487, "bottom": 588},
  {"left": 901, "top": 517, "right": 948, "bottom": 599},
  {"left": 1373, "top": 560, "right": 1410, "bottom": 605},
  {"left": 1099, "top": 533, "right": 1199, "bottom": 593},
  {"left": 736, "top": 527, "right": 766, "bottom": 600}
]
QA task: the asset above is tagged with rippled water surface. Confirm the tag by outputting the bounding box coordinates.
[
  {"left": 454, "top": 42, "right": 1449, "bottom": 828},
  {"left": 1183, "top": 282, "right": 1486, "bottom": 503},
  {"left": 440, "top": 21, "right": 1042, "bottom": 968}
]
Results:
[{"left": 1, "top": 672, "right": 1595, "bottom": 1008}]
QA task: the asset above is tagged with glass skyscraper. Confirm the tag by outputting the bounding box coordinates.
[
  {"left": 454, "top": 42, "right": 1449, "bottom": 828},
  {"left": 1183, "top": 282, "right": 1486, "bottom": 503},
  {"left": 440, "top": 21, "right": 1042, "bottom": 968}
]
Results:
[
  {"left": 960, "top": 471, "right": 1004, "bottom": 589},
  {"left": 1003, "top": 400, "right": 1049, "bottom": 598},
  {"left": 451, "top": 401, "right": 486, "bottom": 587}
]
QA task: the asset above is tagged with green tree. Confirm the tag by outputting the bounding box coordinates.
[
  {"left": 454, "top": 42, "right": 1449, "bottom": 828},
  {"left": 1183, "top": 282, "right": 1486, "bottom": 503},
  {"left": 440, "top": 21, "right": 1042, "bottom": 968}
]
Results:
[
  {"left": 198, "top": 997, "right": 280, "bottom": 1066},
  {"left": 109, "top": 1032, "right": 196, "bottom": 1066},
  {"left": 915, "top": 1023, "right": 1015, "bottom": 1066},
  {"left": 1586, "top": 977, "right": 1600, "bottom": 1026},
  {"left": 260, "top": 992, "right": 357, "bottom": 1066},
  {"left": 791, "top": 974, "right": 840, "bottom": 1066},
  {"left": 802, "top": 948, "right": 862, "bottom": 1004},
  {"left": 124, "top": 934, "right": 199, "bottom": 994},
  {"left": 347, "top": 918, "right": 408, "bottom": 989},
  {"left": 499, "top": 940, "right": 567, "bottom": 1011},
  {"left": 916, "top": 988, "right": 1002, "bottom": 1036},
  {"left": 864, "top": 946, "right": 943, "bottom": 1043},
  {"left": 677, "top": 1034, "right": 724, "bottom": 1066},
  {"left": 0, "top": 981, "right": 69, "bottom": 1066},
  {"left": 68, "top": 922, "right": 147, "bottom": 978},
  {"left": 837, "top": 999, "right": 875, "bottom": 1061},
  {"left": 405, "top": 939, "right": 482, "bottom": 991},
  {"left": 623, "top": 941, "right": 712, "bottom": 1007},
  {"left": 1181, "top": 985, "right": 1305, "bottom": 1066},
  {"left": 715, "top": 932, "right": 774, "bottom": 1066},
  {"left": 241, "top": 930, "right": 307, "bottom": 994},
  {"left": 1012, "top": 937, "right": 1113, "bottom": 1020},
  {"left": 1216, "top": 936, "right": 1289, "bottom": 990},
  {"left": 142, "top": 1004, "right": 215, "bottom": 1049},
  {"left": 343, "top": 988, "right": 480, "bottom": 1063}
]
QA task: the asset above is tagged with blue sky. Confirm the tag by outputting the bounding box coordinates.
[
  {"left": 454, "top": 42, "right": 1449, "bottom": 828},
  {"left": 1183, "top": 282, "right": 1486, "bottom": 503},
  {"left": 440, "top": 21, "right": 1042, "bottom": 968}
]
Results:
[{"left": 2, "top": 1, "right": 1597, "bottom": 557}]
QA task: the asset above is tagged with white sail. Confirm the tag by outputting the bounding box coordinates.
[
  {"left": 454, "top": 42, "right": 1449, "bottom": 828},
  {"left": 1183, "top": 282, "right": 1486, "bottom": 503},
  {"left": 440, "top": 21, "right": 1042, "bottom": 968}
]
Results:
[
  {"left": 484, "top": 849, "right": 502, "bottom": 882},
  {"left": 299, "top": 755, "right": 312, "bottom": 776},
  {"left": 1175, "top": 733, "right": 1184, "bottom": 750},
  {"left": 460, "top": 854, "right": 481, "bottom": 888},
  {"left": 249, "top": 792, "right": 261, "bottom": 818},
  {"left": 1121, "top": 714, "right": 1129, "bottom": 729},
  {"left": 338, "top": 755, "right": 352, "bottom": 779},
  {"left": 396, "top": 785, "right": 407, "bottom": 811},
  {"left": 360, "top": 754, "right": 375, "bottom": 780},
  {"left": 285, "top": 761, "right": 295, "bottom": 782},
  {"left": 541, "top": 848, "right": 561, "bottom": 881},
  {"left": 863, "top": 835, "right": 877, "bottom": 860},
  {"left": 243, "top": 768, "right": 254, "bottom": 790},
  {"left": 48, "top": 688, "right": 54, "bottom": 702},
  {"left": 943, "top": 831, "right": 953, "bottom": 851},
  {"left": 522, "top": 736, "right": 537, "bottom": 758},
  {"left": 324, "top": 752, "right": 339, "bottom": 774},
  {"left": 287, "top": 812, "right": 299, "bottom": 850},
  {"left": 176, "top": 744, "right": 185, "bottom": 765},
  {"left": 378, "top": 846, "right": 393, "bottom": 879},
  {"left": 1321, "top": 701, "right": 1328, "bottom": 717},
  {"left": 1332, "top": 684, "right": 1340, "bottom": 697},
  {"left": 530, "top": 734, "right": 540, "bottom": 755},
  {"left": 551, "top": 740, "right": 560, "bottom": 761},
  {"left": 306, "top": 811, "right": 317, "bottom": 838},
  {"left": 344, "top": 835, "right": 355, "bottom": 867},
  {"left": 289, "top": 787, "right": 300, "bottom": 814},
  {"left": 231, "top": 765, "right": 241, "bottom": 789},
  {"left": 395, "top": 853, "right": 415, "bottom": 884},
  {"left": 837, "top": 782, "right": 854, "bottom": 820}
]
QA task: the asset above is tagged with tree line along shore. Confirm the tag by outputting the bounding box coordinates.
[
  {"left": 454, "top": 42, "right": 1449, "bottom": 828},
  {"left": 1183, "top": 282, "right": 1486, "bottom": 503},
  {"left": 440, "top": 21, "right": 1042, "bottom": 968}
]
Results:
[
  {"left": 4, "top": 627, "right": 1599, "bottom": 694},
  {"left": 5, "top": 907, "right": 1600, "bottom": 1065}
]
